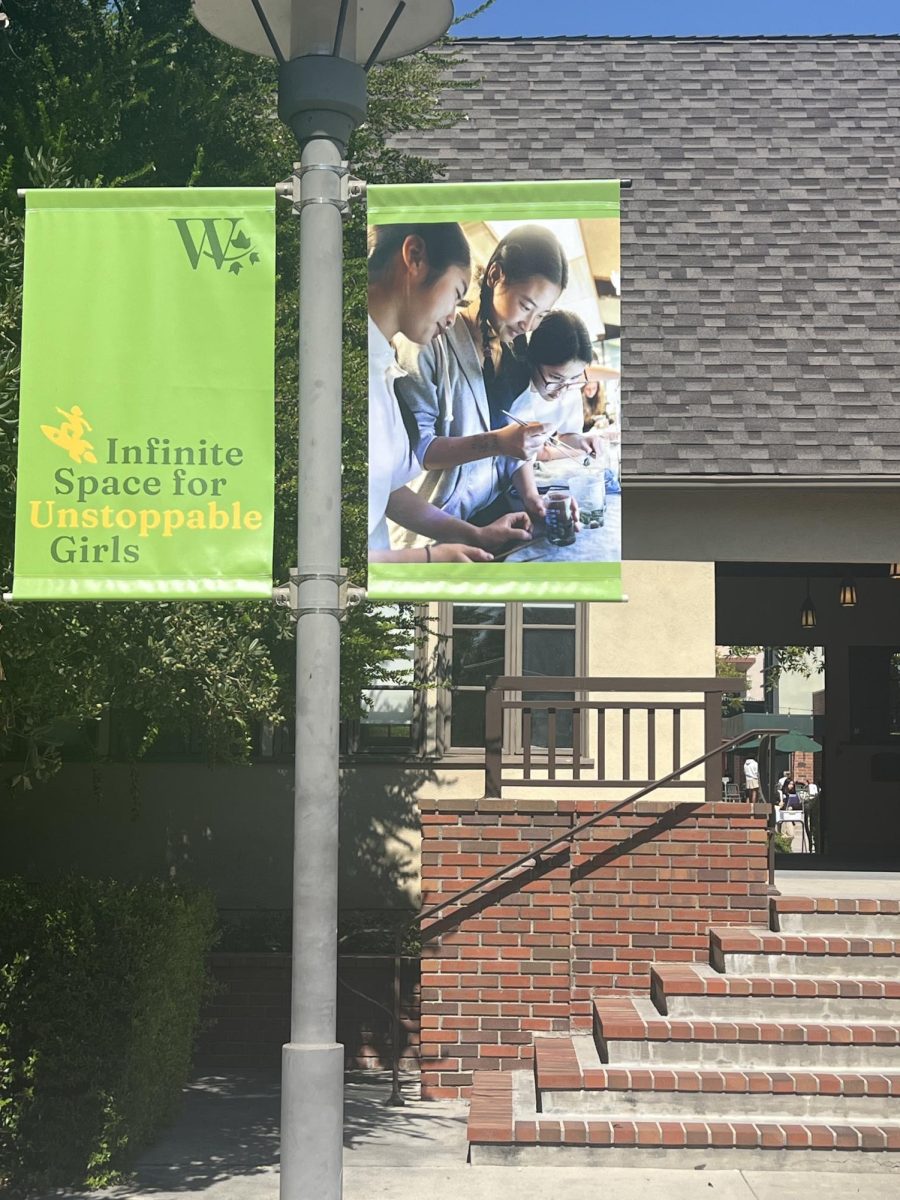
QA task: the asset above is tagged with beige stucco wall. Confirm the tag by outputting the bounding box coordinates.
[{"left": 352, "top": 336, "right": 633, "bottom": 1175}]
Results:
[{"left": 626, "top": 486, "right": 900, "bottom": 563}]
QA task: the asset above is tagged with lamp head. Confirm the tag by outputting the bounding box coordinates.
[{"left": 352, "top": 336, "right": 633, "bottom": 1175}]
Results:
[
  {"left": 193, "top": 1, "right": 453, "bottom": 149},
  {"left": 192, "top": 1, "right": 454, "bottom": 66}
]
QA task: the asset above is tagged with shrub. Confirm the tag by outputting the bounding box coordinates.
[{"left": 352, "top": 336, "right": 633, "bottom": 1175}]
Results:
[{"left": 0, "top": 877, "right": 217, "bottom": 1193}]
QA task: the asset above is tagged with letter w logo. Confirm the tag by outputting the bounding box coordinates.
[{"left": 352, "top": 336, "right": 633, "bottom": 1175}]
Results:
[{"left": 171, "top": 217, "right": 254, "bottom": 273}]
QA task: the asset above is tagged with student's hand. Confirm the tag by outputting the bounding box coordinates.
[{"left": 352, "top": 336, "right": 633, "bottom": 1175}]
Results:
[
  {"left": 524, "top": 494, "right": 547, "bottom": 522},
  {"left": 478, "top": 511, "right": 533, "bottom": 551},
  {"left": 494, "top": 420, "right": 549, "bottom": 461},
  {"left": 430, "top": 543, "right": 494, "bottom": 563},
  {"left": 570, "top": 496, "right": 583, "bottom": 532},
  {"left": 564, "top": 430, "right": 620, "bottom": 457}
]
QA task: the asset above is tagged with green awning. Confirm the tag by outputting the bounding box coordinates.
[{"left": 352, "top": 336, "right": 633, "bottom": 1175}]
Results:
[
  {"left": 773, "top": 732, "right": 822, "bottom": 754},
  {"left": 736, "top": 732, "right": 821, "bottom": 753}
]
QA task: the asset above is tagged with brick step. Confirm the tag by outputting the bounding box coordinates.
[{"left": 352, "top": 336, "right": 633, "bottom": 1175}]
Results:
[
  {"left": 593, "top": 997, "right": 900, "bottom": 1069},
  {"left": 773, "top": 896, "right": 900, "bottom": 937},
  {"left": 535, "top": 1035, "right": 900, "bottom": 1119},
  {"left": 710, "top": 927, "right": 900, "bottom": 978},
  {"left": 651, "top": 962, "right": 900, "bottom": 1020},
  {"left": 468, "top": 1071, "right": 900, "bottom": 1171}
]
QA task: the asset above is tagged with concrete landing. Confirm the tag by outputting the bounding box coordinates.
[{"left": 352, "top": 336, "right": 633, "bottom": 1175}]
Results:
[{"left": 775, "top": 870, "right": 900, "bottom": 900}]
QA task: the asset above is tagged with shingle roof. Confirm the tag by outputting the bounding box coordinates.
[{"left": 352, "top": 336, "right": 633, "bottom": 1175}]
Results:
[{"left": 390, "top": 37, "right": 900, "bottom": 478}]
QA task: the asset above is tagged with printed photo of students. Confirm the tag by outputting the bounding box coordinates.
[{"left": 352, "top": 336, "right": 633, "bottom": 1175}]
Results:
[
  {"left": 394, "top": 224, "right": 569, "bottom": 526},
  {"left": 366, "top": 223, "right": 534, "bottom": 563}
]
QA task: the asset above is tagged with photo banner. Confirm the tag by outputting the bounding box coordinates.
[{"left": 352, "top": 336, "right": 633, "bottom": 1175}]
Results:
[
  {"left": 13, "top": 187, "right": 275, "bottom": 600},
  {"left": 366, "top": 179, "right": 622, "bottom": 602}
]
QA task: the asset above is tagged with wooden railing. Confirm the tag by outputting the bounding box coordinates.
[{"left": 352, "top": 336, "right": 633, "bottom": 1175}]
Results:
[{"left": 484, "top": 676, "right": 742, "bottom": 803}]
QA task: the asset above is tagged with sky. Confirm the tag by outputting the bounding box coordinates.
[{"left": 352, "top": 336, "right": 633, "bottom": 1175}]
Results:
[{"left": 451, "top": 0, "right": 900, "bottom": 39}]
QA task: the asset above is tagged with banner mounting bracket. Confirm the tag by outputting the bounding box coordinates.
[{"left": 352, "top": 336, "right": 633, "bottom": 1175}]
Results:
[
  {"left": 282, "top": 163, "right": 366, "bottom": 218},
  {"left": 273, "top": 569, "right": 366, "bottom": 621}
]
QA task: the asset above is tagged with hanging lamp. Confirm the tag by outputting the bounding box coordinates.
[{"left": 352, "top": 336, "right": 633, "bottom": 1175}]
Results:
[{"left": 800, "top": 578, "right": 816, "bottom": 629}]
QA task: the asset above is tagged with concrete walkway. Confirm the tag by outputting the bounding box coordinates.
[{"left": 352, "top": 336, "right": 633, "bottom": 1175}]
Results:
[{"left": 48, "top": 1070, "right": 899, "bottom": 1200}]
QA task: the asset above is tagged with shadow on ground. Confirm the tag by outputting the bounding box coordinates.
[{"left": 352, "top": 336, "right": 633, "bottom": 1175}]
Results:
[
  {"left": 49, "top": 1069, "right": 468, "bottom": 1198},
  {"left": 343, "top": 1072, "right": 469, "bottom": 1164},
  {"left": 51, "top": 1072, "right": 281, "bottom": 1198}
]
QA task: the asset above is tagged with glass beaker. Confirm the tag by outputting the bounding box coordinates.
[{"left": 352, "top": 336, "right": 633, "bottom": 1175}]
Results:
[
  {"left": 544, "top": 487, "right": 576, "bottom": 546},
  {"left": 569, "top": 466, "right": 606, "bottom": 526}
]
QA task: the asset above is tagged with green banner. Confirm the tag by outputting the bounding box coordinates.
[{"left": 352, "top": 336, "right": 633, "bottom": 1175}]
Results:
[
  {"left": 366, "top": 179, "right": 623, "bottom": 602},
  {"left": 13, "top": 188, "right": 275, "bottom": 600}
]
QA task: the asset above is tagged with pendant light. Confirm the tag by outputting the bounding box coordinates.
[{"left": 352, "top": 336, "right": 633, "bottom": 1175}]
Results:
[
  {"left": 890, "top": 563, "right": 900, "bottom": 580},
  {"left": 839, "top": 578, "right": 857, "bottom": 607},
  {"left": 800, "top": 578, "right": 816, "bottom": 629}
]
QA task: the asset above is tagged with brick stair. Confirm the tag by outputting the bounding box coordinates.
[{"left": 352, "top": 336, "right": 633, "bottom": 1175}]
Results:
[{"left": 468, "top": 895, "right": 900, "bottom": 1170}]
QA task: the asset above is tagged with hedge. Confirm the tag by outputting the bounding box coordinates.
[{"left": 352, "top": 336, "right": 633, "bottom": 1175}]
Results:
[{"left": 0, "top": 877, "right": 217, "bottom": 1193}]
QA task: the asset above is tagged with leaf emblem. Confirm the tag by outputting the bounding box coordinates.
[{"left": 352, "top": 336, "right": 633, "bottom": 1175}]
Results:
[
  {"left": 229, "top": 261, "right": 243, "bottom": 275},
  {"left": 232, "top": 230, "right": 251, "bottom": 250}
]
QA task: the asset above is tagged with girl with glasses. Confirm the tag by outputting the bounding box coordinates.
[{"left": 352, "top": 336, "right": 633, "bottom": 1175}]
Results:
[{"left": 505, "top": 311, "right": 594, "bottom": 524}]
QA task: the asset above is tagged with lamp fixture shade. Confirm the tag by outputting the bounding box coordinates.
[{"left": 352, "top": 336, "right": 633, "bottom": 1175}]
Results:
[
  {"left": 800, "top": 577, "right": 816, "bottom": 629},
  {"left": 890, "top": 562, "right": 900, "bottom": 580},
  {"left": 839, "top": 578, "right": 857, "bottom": 607},
  {"left": 192, "top": 0, "right": 454, "bottom": 65}
]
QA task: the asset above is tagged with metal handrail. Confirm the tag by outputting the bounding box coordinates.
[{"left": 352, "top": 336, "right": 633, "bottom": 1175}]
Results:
[{"left": 383, "top": 725, "right": 786, "bottom": 1106}]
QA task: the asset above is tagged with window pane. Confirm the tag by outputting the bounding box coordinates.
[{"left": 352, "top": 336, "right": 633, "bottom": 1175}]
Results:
[
  {"left": 452, "top": 629, "right": 505, "bottom": 688},
  {"left": 522, "top": 628, "right": 576, "bottom": 678},
  {"left": 361, "top": 689, "right": 414, "bottom": 725},
  {"left": 523, "top": 628, "right": 576, "bottom": 749},
  {"left": 450, "top": 691, "right": 486, "bottom": 748},
  {"left": 452, "top": 604, "right": 506, "bottom": 627},
  {"left": 523, "top": 605, "right": 576, "bottom": 626}
]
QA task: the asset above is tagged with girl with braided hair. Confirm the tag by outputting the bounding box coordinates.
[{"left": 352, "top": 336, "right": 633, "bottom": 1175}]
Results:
[{"left": 393, "top": 224, "right": 569, "bottom": 530}]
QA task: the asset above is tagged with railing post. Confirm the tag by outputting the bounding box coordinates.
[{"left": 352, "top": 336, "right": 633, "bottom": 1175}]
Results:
[
  {"left": 484, "top": 676, "right": 503, "bottom": 798},
  {"left": 704, "top": 688, "right": 724, "bottom": 804},
  {"left": 761, "top": 732, "right": 780, "bottom": 895},
  {"left": 386, "top": 926, "right": 405, "bottom": 1107}
]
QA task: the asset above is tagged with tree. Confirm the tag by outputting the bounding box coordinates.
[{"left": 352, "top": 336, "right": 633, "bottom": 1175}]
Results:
[{"left": 0, "top": 0, "right": 467, "bottom": 782}]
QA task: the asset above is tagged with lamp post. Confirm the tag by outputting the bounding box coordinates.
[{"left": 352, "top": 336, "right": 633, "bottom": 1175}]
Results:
[{"left": 191, "top": 4, "right": 453, "bottom": 1198}]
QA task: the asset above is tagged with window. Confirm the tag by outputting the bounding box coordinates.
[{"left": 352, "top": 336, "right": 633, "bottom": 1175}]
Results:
[
  {"left": 344, "top": 601, "right": 588, "bottom": 759},
  {"left": 441, "top": 602, "right": 586, "bottom": 754},
  {"left": 849, "top": 646, "right": 900, "bottom": 745}
]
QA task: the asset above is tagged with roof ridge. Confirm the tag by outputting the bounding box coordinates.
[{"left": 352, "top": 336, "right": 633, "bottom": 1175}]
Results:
[{"left": 449, "top": 34, "right": 900, "bottom": 44}]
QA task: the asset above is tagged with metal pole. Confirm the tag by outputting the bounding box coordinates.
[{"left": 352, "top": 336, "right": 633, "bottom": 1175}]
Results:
[
  {"left": 387, "top": 928, "right": 405, "bottom": 1106},
  {"left": 280, "top": 138, "right": 345, "bottom": 1200}
]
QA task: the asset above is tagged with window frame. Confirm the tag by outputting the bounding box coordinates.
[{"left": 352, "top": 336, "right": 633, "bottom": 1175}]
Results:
[{"left": 432, "top": 600, "right": 590, "bottom": 760}]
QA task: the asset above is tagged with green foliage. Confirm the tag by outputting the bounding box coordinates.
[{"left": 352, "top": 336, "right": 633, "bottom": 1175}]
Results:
[
  {"left": 715, "top": 652, "right": 751, "bottom": 716},
  {"left": 0, "top": 1, "right": 466, "bottom": 782},
  {"left": 0, "top": 875, "right": 217, "bottom": 1192},
  {"left": 728, "top": 645, "right": 825, "bottom": 689}
]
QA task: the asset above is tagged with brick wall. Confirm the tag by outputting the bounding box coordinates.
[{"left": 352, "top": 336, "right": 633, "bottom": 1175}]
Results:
[
  {"left": 195, "top": 952, "right": 420, "bottom": 1071},
  {"left": 791, "top": 751, "right": 817, "bottom": 785},
  {"left": 418, "top": 795, "right": 769, "bottom": 1098}
]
